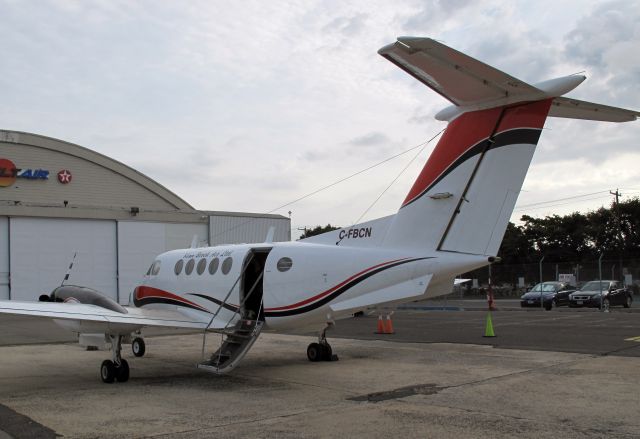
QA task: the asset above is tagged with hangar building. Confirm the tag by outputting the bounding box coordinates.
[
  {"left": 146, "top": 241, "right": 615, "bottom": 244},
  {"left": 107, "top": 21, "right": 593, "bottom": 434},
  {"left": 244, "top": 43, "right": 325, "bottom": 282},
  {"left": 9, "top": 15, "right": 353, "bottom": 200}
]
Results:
[{"left": 0, "top": 130, "right": 290, "bottom": 304}]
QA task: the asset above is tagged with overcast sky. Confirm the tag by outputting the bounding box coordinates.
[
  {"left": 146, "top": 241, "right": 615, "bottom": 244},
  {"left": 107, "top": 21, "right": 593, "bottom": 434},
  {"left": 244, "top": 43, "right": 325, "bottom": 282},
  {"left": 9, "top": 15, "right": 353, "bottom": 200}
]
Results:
[{"left": 1, "top": 0, "right": 639, "bottom": 236}]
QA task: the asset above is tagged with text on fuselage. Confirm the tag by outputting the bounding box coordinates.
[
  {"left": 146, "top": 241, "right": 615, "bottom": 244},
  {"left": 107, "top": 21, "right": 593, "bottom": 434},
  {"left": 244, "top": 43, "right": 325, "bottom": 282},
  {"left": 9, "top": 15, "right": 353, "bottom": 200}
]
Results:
[{"left": 336, "top": 227, "right": 372, "bottom": 245}]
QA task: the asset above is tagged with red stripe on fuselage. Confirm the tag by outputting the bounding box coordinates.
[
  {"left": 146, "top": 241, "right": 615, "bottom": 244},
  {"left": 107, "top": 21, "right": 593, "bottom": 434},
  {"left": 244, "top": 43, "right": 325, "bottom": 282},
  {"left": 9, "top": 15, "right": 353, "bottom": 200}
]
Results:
[
  {"left": 134, "top": 285, "right": 209, "bottom": 312},
  {"left": 264, "top": 257, "right": 409, "bottom": 312}
]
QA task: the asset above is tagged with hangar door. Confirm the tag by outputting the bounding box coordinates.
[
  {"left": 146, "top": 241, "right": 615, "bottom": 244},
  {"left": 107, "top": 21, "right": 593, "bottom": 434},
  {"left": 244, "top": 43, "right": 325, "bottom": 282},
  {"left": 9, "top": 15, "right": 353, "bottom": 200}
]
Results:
[
  {"left": 117, "top": 221, "right": 208, "bottom": 304},
  {"left": 9, "top": 218, "right": 117, "bottom": 301}
]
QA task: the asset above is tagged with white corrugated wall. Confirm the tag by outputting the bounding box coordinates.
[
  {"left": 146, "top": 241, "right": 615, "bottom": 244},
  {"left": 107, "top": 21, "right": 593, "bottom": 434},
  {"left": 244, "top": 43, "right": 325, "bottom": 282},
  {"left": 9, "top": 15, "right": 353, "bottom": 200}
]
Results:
[{"left": 209, "top": 215, "right": 290, "bottom": 245}]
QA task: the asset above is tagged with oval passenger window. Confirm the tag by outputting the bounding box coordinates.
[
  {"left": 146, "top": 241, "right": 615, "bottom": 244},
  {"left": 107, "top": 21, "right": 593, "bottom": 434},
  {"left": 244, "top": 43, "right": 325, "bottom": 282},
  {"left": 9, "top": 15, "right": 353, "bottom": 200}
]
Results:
[
  {"left": 185, "top": 258, "right": 195, "bottom": 275},
  {"left": 277, "top": 257, "right": 293, "bottom": 272},
  {"left": 221, "top": 257, "right": 233, "bottom": 275},
  {"left": 209, "top": 257, "right": 220, "bottom": 275},
  {"left": 196, "top": 258, "right": 206, "bottom": 275},
  {"left": 174, "top": 259, "right": 184, "bottom": 275}
]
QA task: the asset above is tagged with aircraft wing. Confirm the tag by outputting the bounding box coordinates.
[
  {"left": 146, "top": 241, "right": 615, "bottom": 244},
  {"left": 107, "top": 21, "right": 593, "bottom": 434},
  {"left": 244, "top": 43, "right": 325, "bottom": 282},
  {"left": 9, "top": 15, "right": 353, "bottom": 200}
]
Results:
[
  {"left": 378, "top": 37, "right": 542, "bottom": 107},
  {"left": 0, "top": 300, "right": 222, "bottom": 333},
  {"left": 330, "top": 274, "right": 433, "bottom": 313}
]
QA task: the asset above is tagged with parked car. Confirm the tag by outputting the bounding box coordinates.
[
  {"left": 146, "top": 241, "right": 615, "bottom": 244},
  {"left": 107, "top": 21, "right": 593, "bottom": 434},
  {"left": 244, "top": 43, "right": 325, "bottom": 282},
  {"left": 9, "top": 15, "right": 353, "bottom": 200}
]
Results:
[
  {"left": 520, "top": 281, "right": 576, "bottom": 310},
  {"left": 569, "top": 280, "right": 633, "bottom": 308}
]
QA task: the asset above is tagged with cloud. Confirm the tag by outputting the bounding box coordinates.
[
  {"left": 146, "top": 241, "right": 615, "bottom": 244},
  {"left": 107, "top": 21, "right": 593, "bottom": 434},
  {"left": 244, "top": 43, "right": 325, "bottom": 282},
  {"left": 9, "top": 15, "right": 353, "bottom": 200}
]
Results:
[
  {"left": 0, "top": 0, "right": 638, "bottom": 229},
  {"left": 348, "top": 132, "right": 390, "bottom": 147}
]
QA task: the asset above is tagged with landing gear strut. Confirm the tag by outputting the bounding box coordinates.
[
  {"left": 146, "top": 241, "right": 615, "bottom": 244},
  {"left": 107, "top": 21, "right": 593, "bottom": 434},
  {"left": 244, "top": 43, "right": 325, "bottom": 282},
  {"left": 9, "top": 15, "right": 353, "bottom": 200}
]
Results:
[
  {"left": 307, "top": 321, "right": 339, "bottom": 362},
  {"left": 101, "top": 334, "right": 130, "bottom": 383}
]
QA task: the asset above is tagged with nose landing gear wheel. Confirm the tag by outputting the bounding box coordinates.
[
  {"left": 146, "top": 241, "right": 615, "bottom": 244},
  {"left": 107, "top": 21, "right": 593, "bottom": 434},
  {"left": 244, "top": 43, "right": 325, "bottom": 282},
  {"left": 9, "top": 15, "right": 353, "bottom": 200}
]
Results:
[{"left": 132, "top": 337, "right": 146, "bottom": 357}]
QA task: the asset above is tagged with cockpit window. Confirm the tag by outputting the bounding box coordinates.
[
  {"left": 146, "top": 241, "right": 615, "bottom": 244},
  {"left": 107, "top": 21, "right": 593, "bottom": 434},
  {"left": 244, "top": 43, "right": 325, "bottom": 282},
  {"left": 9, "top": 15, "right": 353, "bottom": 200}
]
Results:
[
  {"left": 174, "top": 259, "right": 184, "bottom": 275},
  {"left": 185, "top": 258, "right": 195, "bottom": 275},
  {"left": 146, "top": 263, "right": 154, "bottom": 276},
  {"left": 196, "top": 258, "right": 206, "bottom": 275},
  {"left": 221, "top": 257, "right": 233, "bottom": 275},
  {"left": 151, "top": 260, "right": 161, "bottom": 275}
]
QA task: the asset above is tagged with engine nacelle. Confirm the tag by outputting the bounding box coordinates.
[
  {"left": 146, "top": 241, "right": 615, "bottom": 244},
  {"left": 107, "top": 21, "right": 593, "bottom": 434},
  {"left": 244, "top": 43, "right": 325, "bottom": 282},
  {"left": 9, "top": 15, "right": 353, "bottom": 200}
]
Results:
[{"left": 40, "top": 285, "right": 128, "bottom": 314}]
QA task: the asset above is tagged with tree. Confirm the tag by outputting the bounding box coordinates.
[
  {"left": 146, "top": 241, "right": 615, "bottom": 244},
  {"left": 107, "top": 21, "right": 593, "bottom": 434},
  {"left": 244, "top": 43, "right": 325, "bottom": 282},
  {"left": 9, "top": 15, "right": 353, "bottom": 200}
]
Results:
[{"left": 299, "top": 224, "right": 340, "bottom": 240}]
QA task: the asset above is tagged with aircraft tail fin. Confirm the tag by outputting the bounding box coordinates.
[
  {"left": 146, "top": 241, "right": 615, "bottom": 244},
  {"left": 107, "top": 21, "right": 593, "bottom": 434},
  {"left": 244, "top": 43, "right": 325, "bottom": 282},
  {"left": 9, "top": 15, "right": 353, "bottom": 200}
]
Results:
[{"left": 377, "top": 37, "right": 638, "bottom": 256}]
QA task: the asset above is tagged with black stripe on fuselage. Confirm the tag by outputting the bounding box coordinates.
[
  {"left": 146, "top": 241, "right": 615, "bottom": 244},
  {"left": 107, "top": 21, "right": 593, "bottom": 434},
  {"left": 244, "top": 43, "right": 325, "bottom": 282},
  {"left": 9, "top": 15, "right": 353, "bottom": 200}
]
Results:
[
  {"left": 264, "top": 257, "right": 432, "bottom": 317},
  {"left": 187, "top": 293, "right": 238, "bottom": 312},
  {"left": 402, "top": 128, "right": 542, "bottom": 209}
]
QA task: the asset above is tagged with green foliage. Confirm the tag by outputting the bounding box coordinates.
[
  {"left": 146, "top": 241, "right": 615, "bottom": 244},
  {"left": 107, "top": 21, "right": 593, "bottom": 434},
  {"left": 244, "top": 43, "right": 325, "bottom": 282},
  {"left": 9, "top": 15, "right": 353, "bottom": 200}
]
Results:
[
  {"left": 299, "top": 224, "right": 340, "bottom": 240},
  {"left": 498, "top": 197, "right": 640, "bottom": 264}
]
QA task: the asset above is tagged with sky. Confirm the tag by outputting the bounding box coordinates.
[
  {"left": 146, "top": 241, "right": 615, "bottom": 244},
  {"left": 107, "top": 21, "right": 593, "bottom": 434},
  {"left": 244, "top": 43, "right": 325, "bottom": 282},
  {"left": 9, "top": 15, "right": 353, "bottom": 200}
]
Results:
[{"left": 1, "top": 0, "right": 639, "bottom": 237}]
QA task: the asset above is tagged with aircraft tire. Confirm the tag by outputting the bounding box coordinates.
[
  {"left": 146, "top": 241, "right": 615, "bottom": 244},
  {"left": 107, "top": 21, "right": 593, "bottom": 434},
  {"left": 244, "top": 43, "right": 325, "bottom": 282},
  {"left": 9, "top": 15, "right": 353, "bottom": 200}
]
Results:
[
  {"left": 100, "top": 360, "right": 116, "bottom": 383},
  {"left": 321, "top": 343, "right": 332, "bottom": 361},
  {"left": 307, "top": 343, "right": 322, "bottom": 362},
  {"left": 132, "top": 338, "right": 146, "bottom": 357},
  {"left": 116, "top": 359, "right": 130, "bottom": 383}
]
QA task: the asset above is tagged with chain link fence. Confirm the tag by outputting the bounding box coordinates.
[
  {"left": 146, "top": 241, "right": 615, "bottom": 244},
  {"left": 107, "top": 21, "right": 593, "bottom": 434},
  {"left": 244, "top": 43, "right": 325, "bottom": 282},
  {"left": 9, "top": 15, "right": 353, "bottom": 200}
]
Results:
[{"left": 459, "top": 258, "right": 640, "bottom": 298}]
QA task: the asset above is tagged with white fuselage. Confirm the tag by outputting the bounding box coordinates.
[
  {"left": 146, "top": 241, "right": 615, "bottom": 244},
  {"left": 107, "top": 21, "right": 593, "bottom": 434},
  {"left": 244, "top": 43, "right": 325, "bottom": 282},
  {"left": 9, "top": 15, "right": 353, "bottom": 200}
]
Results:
[{"left": 135, "top": 241, "right": 488, "bottom": 331}]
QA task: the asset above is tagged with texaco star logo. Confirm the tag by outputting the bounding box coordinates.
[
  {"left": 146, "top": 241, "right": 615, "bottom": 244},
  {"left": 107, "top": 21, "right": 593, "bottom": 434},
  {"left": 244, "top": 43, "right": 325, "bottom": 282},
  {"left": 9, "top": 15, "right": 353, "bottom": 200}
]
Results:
[{"left": 57, "top": 169, "right": 72, "bottom": 184}]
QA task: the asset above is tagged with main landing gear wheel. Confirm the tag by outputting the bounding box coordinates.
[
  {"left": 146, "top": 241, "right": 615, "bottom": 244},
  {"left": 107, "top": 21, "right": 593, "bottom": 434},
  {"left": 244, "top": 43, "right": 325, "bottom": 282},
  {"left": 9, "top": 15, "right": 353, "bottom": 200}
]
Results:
[
  {"left": 101, "top": 360, "right": 116, "bottom": 383},
  {"left": 307, "top": 343, "right": 323, "bottom": 362},
  {"left": 116, "top": 359, "right": 130, "bottom": 382},
  {"left": 101, "top": 334, "right": 131, "bottom": 383},
  {"left": 306, "top": 342, "right": 333, "bottom": 362},
  {"left": 132, "top": 337, "right": 146, "bottom": 357},
  {"left": 307, "top": 321, "right": 339, "bottom": 362}
]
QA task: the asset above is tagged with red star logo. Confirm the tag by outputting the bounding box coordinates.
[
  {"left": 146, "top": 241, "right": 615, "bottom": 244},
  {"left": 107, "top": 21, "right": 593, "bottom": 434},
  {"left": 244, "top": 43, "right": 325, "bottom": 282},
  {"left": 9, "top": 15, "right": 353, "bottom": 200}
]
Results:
[{"left": 57, "top": 169, "right": 72, "bottom": 184}]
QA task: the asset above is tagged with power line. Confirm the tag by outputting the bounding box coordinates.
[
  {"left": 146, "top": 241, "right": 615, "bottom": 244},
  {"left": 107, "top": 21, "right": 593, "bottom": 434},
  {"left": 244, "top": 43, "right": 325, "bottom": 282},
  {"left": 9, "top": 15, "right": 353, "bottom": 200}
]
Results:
[
  {"left": 209, "top": 129, "right": 445, "bottom": 241},
  {"left": 514, "top": 195, "right": 613, "bottom": 213},
  {"left": 352, "top": 130, "right": 443, "bottom": 225},
  {"left": 515, "top": 190, "right": 610, "bottom": 209}
]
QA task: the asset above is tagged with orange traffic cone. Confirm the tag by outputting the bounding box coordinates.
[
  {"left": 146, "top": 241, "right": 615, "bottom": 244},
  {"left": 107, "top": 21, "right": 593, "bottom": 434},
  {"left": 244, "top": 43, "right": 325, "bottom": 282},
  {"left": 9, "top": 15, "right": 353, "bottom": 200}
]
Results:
[
  {"left": 375, "top": 315, "right": 385, "bottom": 334},
  {"left": 384, "top": 314, "right": 395, "bottom": 334}
]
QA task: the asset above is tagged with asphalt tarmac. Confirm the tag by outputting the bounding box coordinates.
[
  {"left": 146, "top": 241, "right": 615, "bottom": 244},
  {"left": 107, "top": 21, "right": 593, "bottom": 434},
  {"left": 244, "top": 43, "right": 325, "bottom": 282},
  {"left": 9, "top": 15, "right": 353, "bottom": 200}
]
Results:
[{"left": 0, "top": 301, "right": 639, "bottom": 438}]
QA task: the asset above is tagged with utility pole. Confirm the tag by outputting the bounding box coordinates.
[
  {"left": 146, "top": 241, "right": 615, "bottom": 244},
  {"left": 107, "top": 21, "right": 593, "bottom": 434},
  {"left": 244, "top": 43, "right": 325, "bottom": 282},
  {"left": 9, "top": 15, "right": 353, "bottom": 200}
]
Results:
[{"left": 610, "top": 189, "right": 623, "bottom": 281}]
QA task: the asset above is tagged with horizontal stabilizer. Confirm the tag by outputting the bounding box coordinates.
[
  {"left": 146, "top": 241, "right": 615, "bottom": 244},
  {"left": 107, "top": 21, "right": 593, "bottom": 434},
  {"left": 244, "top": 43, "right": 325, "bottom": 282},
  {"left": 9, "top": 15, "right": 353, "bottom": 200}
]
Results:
[
  {"left": 330, "top": 274, "right": 432, "bottom": 313},
  {"left": 378, "top": 37, "right": 542, "bottom": 107},
  {"left": 550, "top": 97, "right": 639, "bottom": 122}
]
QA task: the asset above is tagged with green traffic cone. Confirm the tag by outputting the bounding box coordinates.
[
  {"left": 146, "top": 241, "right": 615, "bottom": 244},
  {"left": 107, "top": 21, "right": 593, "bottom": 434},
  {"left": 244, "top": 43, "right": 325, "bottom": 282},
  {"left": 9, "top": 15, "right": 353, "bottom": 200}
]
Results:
[{"left": 483, "top": 312, "right": 496, "bottom": 337}]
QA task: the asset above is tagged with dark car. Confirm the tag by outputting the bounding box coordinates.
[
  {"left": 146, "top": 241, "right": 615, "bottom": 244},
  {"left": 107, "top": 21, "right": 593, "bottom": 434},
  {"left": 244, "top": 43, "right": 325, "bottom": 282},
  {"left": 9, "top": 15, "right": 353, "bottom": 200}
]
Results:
[
  {"left": 569, "top": 280, "right": 633, "bottom": 309},
  {"left": 520, "top": 281, "right": 576, "bottom": 310}
]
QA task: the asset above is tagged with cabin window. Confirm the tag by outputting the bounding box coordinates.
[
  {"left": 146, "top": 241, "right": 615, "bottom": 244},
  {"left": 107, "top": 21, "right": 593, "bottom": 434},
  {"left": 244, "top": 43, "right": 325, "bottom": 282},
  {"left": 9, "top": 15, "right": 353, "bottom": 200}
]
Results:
[
  {"left": 174, "top": 259, "right": 184, "bottom": 275},
  {"left": 277, "top": 257, "right": 293, "bottom": 272},
  {"left": 196, "top": 258, "right": 206, "bottom": 275},
  {"left": 208, "top": 257, "right": 219, "bottom": 275},
  {"left": 221, "top": 257, "right": 233, "bottom": 275},
  {"left": 151, "top": 260, "right": 161, "bottom": 275},
  {"left": 185, "top": 258, "right": 195, "bottom": 275}
]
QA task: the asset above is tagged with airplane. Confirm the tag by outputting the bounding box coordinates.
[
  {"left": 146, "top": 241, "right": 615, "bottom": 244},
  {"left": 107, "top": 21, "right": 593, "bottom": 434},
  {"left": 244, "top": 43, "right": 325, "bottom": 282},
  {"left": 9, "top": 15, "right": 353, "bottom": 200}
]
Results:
[{"left": 1, "top": 37, "right": 638, "bottom": 383}]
